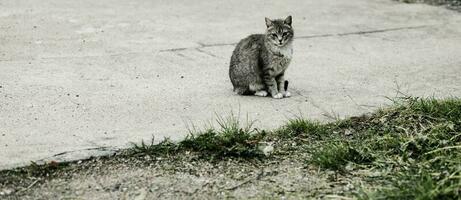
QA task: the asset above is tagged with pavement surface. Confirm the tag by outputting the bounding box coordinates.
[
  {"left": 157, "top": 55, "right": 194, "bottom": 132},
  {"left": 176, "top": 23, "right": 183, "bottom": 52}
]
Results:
[{"left": 1, "top": 0, "right": 460, "bottom": 170}]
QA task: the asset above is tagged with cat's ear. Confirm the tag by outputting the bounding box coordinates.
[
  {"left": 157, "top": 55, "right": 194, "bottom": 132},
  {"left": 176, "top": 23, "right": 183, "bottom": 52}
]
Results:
[
  {"left": 284, "top": 15, "right": 292, "bottom": 26},
  {"left": 265, "top": 17, "right": 273, "bottom": 28}
]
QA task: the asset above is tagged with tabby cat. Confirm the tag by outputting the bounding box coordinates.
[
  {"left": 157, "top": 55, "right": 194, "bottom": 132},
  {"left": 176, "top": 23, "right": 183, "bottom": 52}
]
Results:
[{"left": 229, "top": 16, "right": 293, "bottom": 99}]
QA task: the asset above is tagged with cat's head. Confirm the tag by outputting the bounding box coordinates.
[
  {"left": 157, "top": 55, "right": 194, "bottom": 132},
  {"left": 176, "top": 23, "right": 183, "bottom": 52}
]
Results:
[{"left": 264, "top": 16, "right": 294, "bottom": 47}]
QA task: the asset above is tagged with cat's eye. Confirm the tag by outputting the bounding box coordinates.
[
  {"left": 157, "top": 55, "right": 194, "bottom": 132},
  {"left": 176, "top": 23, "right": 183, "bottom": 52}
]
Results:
[
  {"left": 271, "top": 34, "right": 277, "bottom": 38},
  {"left": 282, "top": 32, "right": 288, "bottom": 37}
]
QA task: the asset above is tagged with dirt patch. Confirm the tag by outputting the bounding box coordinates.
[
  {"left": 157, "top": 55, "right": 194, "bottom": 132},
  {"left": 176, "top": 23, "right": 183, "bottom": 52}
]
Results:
[{"left": 1, "top": 152, "right": 361, "bottom": 199}]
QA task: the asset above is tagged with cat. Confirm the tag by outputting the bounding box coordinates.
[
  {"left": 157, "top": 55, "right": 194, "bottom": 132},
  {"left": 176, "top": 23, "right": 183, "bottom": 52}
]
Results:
[{"left": 229, "top": 16, "right": 293, "bottom": 99}]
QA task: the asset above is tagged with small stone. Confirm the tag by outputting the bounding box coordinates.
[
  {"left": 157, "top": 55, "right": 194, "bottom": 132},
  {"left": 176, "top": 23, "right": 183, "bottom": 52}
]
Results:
[
  {"left": 344, "top": 129, "right": 353, "bottom": 136},
  {"left": 180, "top": 75, "right": 184, "bottom": 78},
  {"left": 0, "top": 189, "right": 13, "bottom": 195},
  {"left": 345, "top": 163, "right": 355, "bottom": 171},
  {"left": 258, "top": 142, "right": 274, "bottom": 156}
]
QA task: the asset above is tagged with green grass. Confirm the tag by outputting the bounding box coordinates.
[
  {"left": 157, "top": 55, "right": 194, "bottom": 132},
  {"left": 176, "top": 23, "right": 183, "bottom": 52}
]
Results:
[
  {"left": 283, "top": 118, "right": 329, "bottom": 138},
  {"left": 128, "top": 97, "right": 461, "bottom": 199},
  {"left": 373, "top": 169, "right": 460, "bottom": 200},
  {"left": 310, "top": 141, "right": 375, "bottom": 171},
  {"left": 129, "top": 113, "right": 263, "bottom": 159},
  {"left": 130, "top": 138, "right": 178, "bottom": 157},
  {"left": 2, "top": 97, "right": 460, "bottom": 199},
  {"left": 306, "top": 97, "right": 461, "bottom": 199}
]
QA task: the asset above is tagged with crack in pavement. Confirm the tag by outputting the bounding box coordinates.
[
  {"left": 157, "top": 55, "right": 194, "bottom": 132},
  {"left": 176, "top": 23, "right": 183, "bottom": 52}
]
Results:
[
  {"left": 290, "top": 86, "right": 341, "bottom": 121},
  {"left": 295, "top": 25, "right": 429, "bottom": 39},
  {"left": 159, "top": 25, "right": 430, "bottom": 52},
  {"left": 0, "top": 25, "right": 430, "bottom": 62},
  {"left": 195, "top": 48, "right": 220, "bottom": 58},
  {"left": 36, "top": 146, "right": 119, "bottom": 164},
  {"left": 48, "top": 147, "right": 117, "bottom": 158}
]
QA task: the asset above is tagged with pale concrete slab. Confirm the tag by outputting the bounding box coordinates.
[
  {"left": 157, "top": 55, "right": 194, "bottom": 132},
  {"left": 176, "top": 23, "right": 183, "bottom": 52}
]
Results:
[{"left": 1, "top": 0, "right": 460, "bottom": 170}]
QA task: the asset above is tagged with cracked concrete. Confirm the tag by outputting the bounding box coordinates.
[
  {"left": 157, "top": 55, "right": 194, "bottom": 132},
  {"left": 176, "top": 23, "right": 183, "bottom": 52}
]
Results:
[
  {"left": 162, "top": 25, "right": 431, "bottom": 52},
  {"left": 1, "top": 0, "right": 461, "bottom": 170}
]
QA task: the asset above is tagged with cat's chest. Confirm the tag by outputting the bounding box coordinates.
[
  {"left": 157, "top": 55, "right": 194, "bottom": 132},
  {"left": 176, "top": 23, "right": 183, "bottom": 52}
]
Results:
[
  {"left": 269, "top": 43, "right": 292, "bottom": 61},
  {"left": 270, "top": 47, "right": 292, "bottom": 73},
  {"left": 277, "top": 46, "right": 293, "bottom": 59}
]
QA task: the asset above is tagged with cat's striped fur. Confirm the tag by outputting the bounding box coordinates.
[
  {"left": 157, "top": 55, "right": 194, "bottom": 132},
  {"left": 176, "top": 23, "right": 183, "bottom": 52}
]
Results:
[{"left": 229, "top": 16, "right": 294, "bottom": 99}]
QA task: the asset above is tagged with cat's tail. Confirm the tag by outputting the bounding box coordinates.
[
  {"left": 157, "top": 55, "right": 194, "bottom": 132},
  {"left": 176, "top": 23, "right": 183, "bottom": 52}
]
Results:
[{"left": 284, "top": 80, "right": 289, "bottom": 92}]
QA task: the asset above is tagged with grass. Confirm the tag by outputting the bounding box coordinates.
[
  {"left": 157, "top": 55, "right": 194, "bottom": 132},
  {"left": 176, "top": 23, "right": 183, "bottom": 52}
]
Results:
[
  {"left": 127, "top": 97, "right": 461, "bottom": 199},
  {"left": 1, "top": 97, "right": 460, "bottom": 199},
  {"left": 310, "top": 141, "right": 375, "bottom": 171},
  {"left": 310, "top": 97, "right": 461, "bottom": 199},
  {"left": 283, "top": 117, "right": 329, "bottom": 139},
  {"left": 129, "top": 113, "right": 263, "bottom": 160}
]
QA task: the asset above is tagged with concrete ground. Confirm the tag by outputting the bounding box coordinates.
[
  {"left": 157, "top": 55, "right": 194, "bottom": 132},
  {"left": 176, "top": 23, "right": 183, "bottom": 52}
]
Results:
[{"left": 0, "top": 0, "right": 460, "bottom": 170}]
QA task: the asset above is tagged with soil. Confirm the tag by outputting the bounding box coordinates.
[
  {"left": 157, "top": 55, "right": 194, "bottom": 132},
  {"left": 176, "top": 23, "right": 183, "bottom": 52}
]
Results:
[{"left": 1, "top": 152, "right": 364, "bottom": 199}]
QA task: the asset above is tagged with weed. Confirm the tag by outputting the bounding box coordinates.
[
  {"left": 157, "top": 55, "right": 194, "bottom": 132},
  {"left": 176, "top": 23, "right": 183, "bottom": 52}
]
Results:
[
  {"left": 129, "top": 113, "right": 263, "bottom": 159},
  {"left": 284, "top": 117, "right": 329, "bottom": 138},
  {"left": 130, "top": 138, "right": 178, "bottom": 157},
  {"left": 364, "top": 169, "right": 461, "bottom": 200},
  {"left": 310, "top": 141, "right": 374, "bottom": 171}
]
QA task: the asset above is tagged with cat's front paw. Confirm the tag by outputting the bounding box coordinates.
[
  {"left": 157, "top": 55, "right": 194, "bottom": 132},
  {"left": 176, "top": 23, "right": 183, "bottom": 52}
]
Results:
[
  {"left": 272, "top": 93, "right": 283, "bottom": 99},
  {"left": 254, "top": 90, "right": 268, "bottom": 97},
  {"left": 283, "top": 91, "right": 291, "bottom": 97}
]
